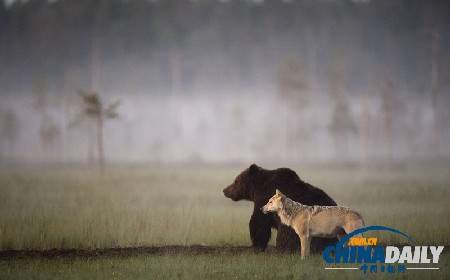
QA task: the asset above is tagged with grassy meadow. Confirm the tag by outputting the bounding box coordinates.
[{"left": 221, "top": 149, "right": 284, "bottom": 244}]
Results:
[{"left": 0, "top": 164, "right": 449, "bottom": 279}]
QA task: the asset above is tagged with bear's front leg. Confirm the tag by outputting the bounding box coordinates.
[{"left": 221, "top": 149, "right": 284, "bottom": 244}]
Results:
[{"left": 249, "top": 205, "right": 273, "bottom": 251}]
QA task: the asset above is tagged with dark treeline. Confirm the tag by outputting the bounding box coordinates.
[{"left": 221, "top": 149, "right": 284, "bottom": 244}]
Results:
[
  {"left": 1, "top": 0, "right": 449, "bottom": 93},
  {"left": 0, "top": 0, "right": 449, "bottom": 165}
]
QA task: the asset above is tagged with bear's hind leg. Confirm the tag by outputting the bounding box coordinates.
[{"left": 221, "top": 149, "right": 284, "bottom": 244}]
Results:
[
  {"left": 276, "top": 225, "right": 301, "bottom": 252},
  {"left": 310, "top": 237, "right": 339, "bottom": 254}
]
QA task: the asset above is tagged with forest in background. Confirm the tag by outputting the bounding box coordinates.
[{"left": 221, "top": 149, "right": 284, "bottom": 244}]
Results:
[{"left": 0, "top": 0, "right": 449, "bottom": 166}]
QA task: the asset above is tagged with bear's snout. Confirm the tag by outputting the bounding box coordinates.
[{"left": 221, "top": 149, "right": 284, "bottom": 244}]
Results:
[
  {"left": 223, "top": 187, "right": 231, "bottom": 198},
  {"left": 223, "top": 185, "right": 240, "bottom": 201}
]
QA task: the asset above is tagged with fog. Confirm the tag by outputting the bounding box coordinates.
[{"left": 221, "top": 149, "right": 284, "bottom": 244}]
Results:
[{"left": 1, "top": 0, "right": 449, "bottom": 167}]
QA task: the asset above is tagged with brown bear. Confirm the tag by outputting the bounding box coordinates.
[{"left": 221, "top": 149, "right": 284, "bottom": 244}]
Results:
[{"left": 223, "top": 163, "right": 338, "bottom": 253}]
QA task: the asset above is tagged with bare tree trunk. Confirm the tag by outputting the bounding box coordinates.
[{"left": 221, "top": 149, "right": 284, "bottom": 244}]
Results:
[
  {"left": 334, "top": 132, "right": 342, "bottom": 163},
  {"left": 90, "top": 0, "right": 106, "bottom": 171},
  {"left": 97, "top": 113, "right": 105, "bottom": 174},
  {"left": 7, "top": 138, "right": 13, "bottom": 161},
  {"left": 63, "top": 99, "right": 71, "bottom": 163},
  {"left": 380, "top": 95, "right": 391, "bottom": 164},
  {"left": 230, "top": 45, "right": 240, "bottom": 88},
  {"left": 379, "top": 74, "right": 394, "bottom": 166},
  {"left": 170, "top": 46, "right": 182, "bottom": 97},
  {"left": 382, "top": 107, "right": 393, "bottom": 165},
  {"left": 91, "top": 0, "right": 106, "bottom": 94},
  {"left": 284, "top": 101, "right": 289, "bottom": 161},
  {"left": 430, "top": 31, "right": 440, "bottom": 157},
  {"left": 170, "top": 46, "right": 183, "bottom": 162},
  {"left": 61, "top": 79, "right": 73, "bottom": 163},
  {"left": 361, "top": 91, "right": 371, "bottom": 170},
  {"left": 306, "top": 29, "right": 319, "bottom": 161},
  {"left": 88, "top": 121, "right": 95, "bottom": 165},
  {"left": 91, "top": 37, "right": 101, "bottom": 93}
]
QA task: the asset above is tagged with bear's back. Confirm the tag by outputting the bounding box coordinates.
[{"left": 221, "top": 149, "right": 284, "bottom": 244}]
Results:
[{"left": 260, "top": 167, "right": 337, "bottom": 207}]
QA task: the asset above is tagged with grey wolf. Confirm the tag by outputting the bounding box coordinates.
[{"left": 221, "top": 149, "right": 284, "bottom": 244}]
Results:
[{"left": 261, "top": 189, "right": 364, "bottom": 259}]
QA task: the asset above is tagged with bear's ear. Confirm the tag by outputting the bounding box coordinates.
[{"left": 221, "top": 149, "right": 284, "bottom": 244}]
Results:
[{"left": 249, "top": 163, "right": 260, "bottom": 175}]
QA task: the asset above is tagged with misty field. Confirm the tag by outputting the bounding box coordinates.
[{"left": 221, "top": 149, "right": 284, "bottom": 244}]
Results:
[{"left": 0, "top": 164, "right": 449, "bottom": 279}]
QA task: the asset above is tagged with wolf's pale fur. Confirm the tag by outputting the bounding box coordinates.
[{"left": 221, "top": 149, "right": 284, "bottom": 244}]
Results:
[{"left": 261, "top": 189, "right": 365, "bottom": 259}]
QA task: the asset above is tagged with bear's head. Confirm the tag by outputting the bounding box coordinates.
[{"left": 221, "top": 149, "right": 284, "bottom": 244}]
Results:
[{"left": 223, "top": 163, "right": 261, "bottom": 201}]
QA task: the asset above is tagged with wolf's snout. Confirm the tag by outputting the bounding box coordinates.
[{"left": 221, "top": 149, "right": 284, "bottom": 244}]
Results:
[{"left": 260, "top": 207, "right": 263, "bottom": 212}]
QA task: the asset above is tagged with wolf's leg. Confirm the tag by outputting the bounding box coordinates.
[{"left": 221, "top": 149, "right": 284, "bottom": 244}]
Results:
[
  {"left": 249, "top": 206, "right": 273, "bottom": 251},
  {"left": 300, "top": 235, "right": 310, "bottom": 259},
  {"left": 307, "top": 236, "right": 312, "bottom": 257}
]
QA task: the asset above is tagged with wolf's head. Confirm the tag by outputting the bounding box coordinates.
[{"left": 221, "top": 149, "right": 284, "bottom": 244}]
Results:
[{"left": 260, "top": 189, "right": 284, "bottom": 214}]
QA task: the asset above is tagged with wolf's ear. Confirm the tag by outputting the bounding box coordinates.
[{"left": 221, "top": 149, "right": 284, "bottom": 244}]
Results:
[
  {"left": 280, "top": 193, "right": 286, "bottom": 203},
  {"left": 249, "top": 163, "right": 260, "bottom": 175},
  {"left": 275, "top": 189, "right": 281, "bottom": 196}
]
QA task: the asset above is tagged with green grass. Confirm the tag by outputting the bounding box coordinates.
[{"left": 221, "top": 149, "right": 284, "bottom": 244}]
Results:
[
  {"left": 0, "top": 167, "right": 253, "bottom": 250},
  {"left": 1, "top": 251, "right": 449, "bottom": 279},
  {"left": 0, "top": 164, "right": 449, "bottom": 279}
]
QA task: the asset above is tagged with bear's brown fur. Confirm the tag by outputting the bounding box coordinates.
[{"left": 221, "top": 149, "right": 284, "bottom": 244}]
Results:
[{"left": 223, "top": 164, "right": 338, "bottom": 253}]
